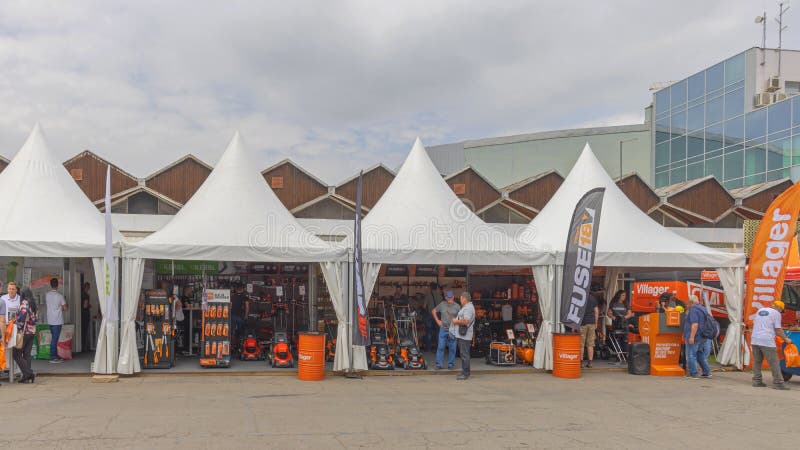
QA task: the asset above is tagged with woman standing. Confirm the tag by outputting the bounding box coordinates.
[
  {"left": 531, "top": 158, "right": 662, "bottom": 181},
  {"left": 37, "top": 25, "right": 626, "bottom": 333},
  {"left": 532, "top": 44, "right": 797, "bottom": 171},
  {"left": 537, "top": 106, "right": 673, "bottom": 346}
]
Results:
[{"left": 14, "top": 288, "right": 38, "bottom": 383}]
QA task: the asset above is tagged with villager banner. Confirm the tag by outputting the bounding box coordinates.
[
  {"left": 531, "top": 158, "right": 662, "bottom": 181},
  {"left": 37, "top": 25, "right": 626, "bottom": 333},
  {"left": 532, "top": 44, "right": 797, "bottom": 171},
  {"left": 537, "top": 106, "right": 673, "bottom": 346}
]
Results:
[
  {"left": 352, "top": 171, "right": 370, "bottom": 347},
  {"left": 744, "top": 181, "right": 800, "bottom": 327},
  {"left": 560, "top": 188, "right": 605, "bottom": 331}
]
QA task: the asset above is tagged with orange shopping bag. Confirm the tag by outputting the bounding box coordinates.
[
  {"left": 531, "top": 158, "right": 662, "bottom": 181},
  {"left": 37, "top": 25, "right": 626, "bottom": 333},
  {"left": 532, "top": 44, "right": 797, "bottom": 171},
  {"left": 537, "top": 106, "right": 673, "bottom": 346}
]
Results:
[{"left": 785, "top": 343, "right": 800, "bottom": 368}]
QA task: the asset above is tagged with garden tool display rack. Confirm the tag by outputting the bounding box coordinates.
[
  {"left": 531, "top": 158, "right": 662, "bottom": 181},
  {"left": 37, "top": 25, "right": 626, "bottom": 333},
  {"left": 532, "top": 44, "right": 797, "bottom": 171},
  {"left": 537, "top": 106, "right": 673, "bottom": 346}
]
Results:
[
  {"left": 142, "top": 290, "right": 175, "bottom": 369},
  {"left": 200, "top": 289, "right": 232, "bottom": 368}
]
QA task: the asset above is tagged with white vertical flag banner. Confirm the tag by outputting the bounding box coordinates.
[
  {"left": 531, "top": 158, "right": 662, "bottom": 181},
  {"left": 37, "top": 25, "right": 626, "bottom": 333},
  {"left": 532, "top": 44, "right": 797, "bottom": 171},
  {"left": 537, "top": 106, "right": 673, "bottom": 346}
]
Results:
[{"left": 104, "top": 165, "right": 118, "bottom": 321}]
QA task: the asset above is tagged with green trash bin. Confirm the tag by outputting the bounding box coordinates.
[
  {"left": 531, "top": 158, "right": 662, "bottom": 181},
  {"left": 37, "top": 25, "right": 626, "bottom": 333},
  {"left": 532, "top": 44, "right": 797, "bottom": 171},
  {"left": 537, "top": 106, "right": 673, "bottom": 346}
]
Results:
[{"left": 35, "top": 324, "right": 51, "bottom": 360}]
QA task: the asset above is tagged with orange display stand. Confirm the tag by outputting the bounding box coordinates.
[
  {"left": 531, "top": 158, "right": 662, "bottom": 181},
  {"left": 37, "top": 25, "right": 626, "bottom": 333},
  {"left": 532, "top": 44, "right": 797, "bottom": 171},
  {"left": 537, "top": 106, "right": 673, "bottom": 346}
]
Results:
[{"left": 639, "top": 313, "right": 684, "bottom": 376}]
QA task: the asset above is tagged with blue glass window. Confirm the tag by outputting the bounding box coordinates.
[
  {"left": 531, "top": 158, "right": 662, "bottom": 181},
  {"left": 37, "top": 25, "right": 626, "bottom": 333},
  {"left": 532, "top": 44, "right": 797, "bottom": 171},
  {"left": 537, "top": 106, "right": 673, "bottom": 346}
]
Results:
[
  {"left": 724, "top": 53, "right": 745, "bottom": 85},
  {"left": 793, "top": 97, "right": 800, "bottom": 127},
  {"left": 655, "top": 142, "right": 670, "bottom": 168},
  {"left": 670, "top": 166, "right": 686, "bottom": 184},
  {"left": 671, "top": 110, "right": 687, "bottom": 136},
  {"left": 745, "top": 144, "right": 766, "bottom": 176},
  {"left": 688, "top": 72, "right": 704, "bottom": 101},
  {"left": 768, "top": 99, "right": 791, "bottom": 134},
  {"left": 706, "top": 156, "right": 723, "bottom": 180},
  {"left": 725, "top": 89, "right": 744, "bottom": 119},
  {"left": 688, "top": 104, "right": 704, "bottom": 131},
  {"left": 792, "top": 135, "right": 800, "bottom": 165},
  {"left": 767, "top": 138, "right": 791, "bottom": 171},
  {"left": 671, "top": 80, "right": 687, "bottom": 108},
  {"left": 724, "top": 116, "right": 744, "bottom": 144},
  {"left": 706, "top": 63, "right": 724, "bottom": 93},
  {"left": 706, "top": 123, "right": 723, "bottom": 152},
  {"left": 671, "top": 136, "right": 686, "bottom": 162},
  {"left": 724, "top": 178, "right": 744, "bottom": 189},
  {"left": 746, "top": 172, "right": 766, "bottom": 185},
  {"left": 706, "top": 95, "right": 724, "bottom": 125},
  {"left": 655, "top": 89, "right": 670, "bottom": 116},
  {"left": 746, "top": 108, "right": 767, "bottom": 140},
  {"left": 725, "top": 143, "right": 744, "bottom": 154},
  {"left": 767, "top": 169, "right": 790, "bottom": 182},
  {"left": 655, "top": 171, "right": 669, "bottom": 188},
  {"left": 687, "top": 134, "right": 704, "bottom": 158},
  {"left": 687, "top": 162, "right": 703, "bottom": 180},
  {"left": 724, "top": 150, "right": 743, "bottom": 180}
]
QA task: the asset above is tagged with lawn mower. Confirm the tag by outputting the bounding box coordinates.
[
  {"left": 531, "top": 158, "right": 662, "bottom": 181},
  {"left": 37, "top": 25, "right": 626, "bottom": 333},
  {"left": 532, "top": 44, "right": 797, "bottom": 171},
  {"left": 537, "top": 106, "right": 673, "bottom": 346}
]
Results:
[
  {"left": 239, "top": 330, "right": 266, "bottom": 361},
  {"left": 269, "top": 301, "right": 294, "bottom": 368},
  {"left": 368, "top": 300, "right": 394, "bottom": 370},
  {"left": 392, "top": 305, "right": 426, "bottom": 370},
  {"left": 514, "top": 327, "right": 535, "bottom": 365}
]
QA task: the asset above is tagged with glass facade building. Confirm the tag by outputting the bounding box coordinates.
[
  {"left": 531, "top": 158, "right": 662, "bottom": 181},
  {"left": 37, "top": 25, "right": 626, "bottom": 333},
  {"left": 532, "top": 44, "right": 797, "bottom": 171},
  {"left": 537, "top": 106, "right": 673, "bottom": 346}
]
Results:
[{"left": 653, "top": 51, "right": 798, "bottom": 189}]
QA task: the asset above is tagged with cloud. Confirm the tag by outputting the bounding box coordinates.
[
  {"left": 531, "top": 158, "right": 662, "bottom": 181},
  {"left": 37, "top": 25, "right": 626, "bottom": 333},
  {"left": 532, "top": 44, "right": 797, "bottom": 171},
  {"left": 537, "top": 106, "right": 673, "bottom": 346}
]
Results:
[{"left": 0, "top": 0, "right": 791, "bottom": 182}]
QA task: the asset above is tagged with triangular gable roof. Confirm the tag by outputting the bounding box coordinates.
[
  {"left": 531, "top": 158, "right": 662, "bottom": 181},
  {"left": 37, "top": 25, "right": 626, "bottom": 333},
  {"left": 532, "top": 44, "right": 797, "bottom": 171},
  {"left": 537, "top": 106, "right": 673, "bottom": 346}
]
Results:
[
  {"left": 127, "top": 132, "right": 345, "bottom": 262},
  {"left": 95, "top": 185, "right": 184, "bottom": 211},
  {"left": 144, "top": 154, "right": 213, "bottom": 180},
  {"left": 518, "top": 144, "right": 744, "bottom": 268},
  {"left": 655, "top": 175, "right": 734, "bottom": 224},
  {"left": 361, "top": 138, "right": 549, "bottom": 265},
  {"left": 64, "top": 150, "right": 139, "bottom": 182},
  {"left": 502, "top": 170, "right": 563, "bottom": 193},
  {"left": 261, "top": 158, "right": 329, "bottom": 188},
  {"left": 0, "top": 124, "right": 122, "bottom": 257},
  {"left": 444, "top": 165, "right": 501, "bottom": 191},
  {"left": 335, "top": 163, "right": 396, "bottom": 188}
]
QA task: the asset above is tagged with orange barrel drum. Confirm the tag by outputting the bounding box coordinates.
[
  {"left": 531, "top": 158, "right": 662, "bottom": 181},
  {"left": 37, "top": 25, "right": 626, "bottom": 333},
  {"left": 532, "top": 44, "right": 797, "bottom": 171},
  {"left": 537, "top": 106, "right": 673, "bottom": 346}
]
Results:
[
  {"left": 552, "top": 333, "right": 581, "bottom": 378},
  {"left": 298, "top": 332, "right": 326, "bottom": 381}
]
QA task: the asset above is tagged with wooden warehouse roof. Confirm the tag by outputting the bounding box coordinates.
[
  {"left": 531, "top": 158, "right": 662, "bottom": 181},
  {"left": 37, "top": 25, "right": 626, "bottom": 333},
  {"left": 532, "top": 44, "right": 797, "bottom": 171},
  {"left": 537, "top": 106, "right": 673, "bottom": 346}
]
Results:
[
  {"left": 145, "top": 154, "right": 212, "bottom": 205},
  {"left": 63, "top": 151, "right": 139, "bottom": 202}
]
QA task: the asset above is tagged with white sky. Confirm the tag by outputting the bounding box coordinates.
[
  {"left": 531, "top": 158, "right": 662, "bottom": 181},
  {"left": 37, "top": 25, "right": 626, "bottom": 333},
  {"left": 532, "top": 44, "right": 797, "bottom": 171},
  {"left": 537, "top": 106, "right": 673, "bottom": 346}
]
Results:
[{"left": 0, "top": 0, "right": 796, "bottom": 183}]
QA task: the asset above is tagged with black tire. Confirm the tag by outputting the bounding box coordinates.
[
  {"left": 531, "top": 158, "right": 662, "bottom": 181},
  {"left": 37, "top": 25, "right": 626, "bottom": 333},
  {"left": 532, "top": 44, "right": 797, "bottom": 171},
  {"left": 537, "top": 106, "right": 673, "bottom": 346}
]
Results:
[{"left": 782, "top": 371, "right": 793, "bottom": 382}]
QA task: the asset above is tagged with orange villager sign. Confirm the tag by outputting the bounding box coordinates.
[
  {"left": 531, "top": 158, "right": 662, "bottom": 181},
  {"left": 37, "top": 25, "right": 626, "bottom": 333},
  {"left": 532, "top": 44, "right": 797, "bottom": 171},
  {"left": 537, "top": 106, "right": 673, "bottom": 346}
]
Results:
[{"left": 745, "top": 182, "right": 800, "bottom": 327}]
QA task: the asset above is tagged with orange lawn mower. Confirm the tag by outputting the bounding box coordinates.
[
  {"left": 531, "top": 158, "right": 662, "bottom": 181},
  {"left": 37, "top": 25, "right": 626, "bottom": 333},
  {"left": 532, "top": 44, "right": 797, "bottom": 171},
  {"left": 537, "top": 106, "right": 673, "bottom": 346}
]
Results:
[
  {"left": 391, "top": 305, "right": 426, "bottom": 370},
  {"left": 368, "top": 300, "right": 394, "bottom": 370},
  {"left": 269, "top": 302, "right": 294, "bottom": 368},
  {"left": 239, "top": 329, "right": 266, "bottom": 361}
]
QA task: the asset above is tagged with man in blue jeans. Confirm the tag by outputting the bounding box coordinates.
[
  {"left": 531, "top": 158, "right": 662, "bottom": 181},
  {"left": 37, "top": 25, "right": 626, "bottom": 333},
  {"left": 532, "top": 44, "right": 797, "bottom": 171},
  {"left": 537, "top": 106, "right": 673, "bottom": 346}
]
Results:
[
  {"left": 684, "top": 295, "right": 710, "bottom": 379},
  {"left": 45, "top": 278, "right": 67, "bottom": 363},
  {"left": 432, "top": 291, "right": 461, "bottom": 370}
]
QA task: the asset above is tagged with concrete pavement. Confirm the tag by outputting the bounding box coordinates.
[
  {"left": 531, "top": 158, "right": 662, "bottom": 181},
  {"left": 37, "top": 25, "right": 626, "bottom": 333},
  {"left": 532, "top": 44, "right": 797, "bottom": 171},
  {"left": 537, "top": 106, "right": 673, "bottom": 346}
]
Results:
[{"left": 0, "top": 371, "right": 796, "bottom": 449}]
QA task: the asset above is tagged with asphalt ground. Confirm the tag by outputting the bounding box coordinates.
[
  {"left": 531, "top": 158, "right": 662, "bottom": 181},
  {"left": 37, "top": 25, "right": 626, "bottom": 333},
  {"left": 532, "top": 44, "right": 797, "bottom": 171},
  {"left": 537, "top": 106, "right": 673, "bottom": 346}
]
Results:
[{"left": 0, "top": 370, "right": 796, "bottom": 449}]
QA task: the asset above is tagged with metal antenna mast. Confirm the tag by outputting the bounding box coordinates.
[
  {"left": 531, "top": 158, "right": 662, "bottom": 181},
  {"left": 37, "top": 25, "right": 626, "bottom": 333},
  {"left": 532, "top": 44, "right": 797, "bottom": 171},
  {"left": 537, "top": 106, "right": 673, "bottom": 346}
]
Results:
[
  {"left": 756, "top": 11, "right": 767, "bottom": 65},
  {"left": 776, "top": 2, "right": 790, "bottom": 76}
]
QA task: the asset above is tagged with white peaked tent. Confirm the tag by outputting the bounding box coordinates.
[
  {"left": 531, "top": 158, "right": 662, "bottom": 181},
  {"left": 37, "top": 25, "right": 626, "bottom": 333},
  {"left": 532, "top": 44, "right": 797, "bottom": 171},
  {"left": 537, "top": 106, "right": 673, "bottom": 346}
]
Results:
[
  {"left": 362, "top": 138, "right": 549, "bottom": 266},
  {"left": 519, "top": 144, "right": 746, "bottom": 370},
  {"left": 0, "top": 124, "right": 123, "bottom": 374},
  {"left": 123, "top": 132, "right": 346, "bottom": 374},
  {"left": 333, "top": 138, "right": 551, "bottom": 371}
]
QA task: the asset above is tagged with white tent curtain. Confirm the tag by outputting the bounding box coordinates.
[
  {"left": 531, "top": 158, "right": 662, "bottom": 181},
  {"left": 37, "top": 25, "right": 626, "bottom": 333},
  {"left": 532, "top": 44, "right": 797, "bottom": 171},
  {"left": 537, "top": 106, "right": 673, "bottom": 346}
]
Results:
[
  {"left": 717, "top": 266, "right": 747, "bottom": 369},
  {"left": 320, "top": 261, "right": 350, "bottom": 372},
  {"left": 533, "top": 265, "right": 557, "bottom": 370},
  {"left": 118, "top": 258, "right": 144, "bottom": 374},
  {"left": 92, "top": 257, "right": 119, "bottom": 374},
  {"left": 320, "top": 261, "right": 381, "bottom": 372},
  {"left": 352, "top": 262, "right": 381, "bottom": 371},
  {"left": 604, "top": 268, "right": 622, "bottom": 301}
]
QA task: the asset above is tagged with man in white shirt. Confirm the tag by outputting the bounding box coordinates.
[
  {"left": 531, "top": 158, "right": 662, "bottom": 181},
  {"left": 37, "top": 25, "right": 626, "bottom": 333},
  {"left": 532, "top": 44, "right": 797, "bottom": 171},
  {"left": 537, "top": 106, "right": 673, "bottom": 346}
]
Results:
[
  {"left": 450, "top": 292, "right": 476, "bottom": 380},
  {"left": 751, "top": 300, "right": 792, "bottom": 390},
  {"left": 45, "top": 278, "right": 67, "bottom": 363}
]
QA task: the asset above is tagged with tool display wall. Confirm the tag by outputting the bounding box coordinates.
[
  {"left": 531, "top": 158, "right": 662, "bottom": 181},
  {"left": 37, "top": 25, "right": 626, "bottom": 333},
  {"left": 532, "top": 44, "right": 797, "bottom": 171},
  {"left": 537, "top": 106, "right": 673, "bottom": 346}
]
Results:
[
  {"left": 200, "top": 289, "right": 232, "bottom": 368},
  {"left": 143, "top": 290, "right": 175, "bottom": 369}
]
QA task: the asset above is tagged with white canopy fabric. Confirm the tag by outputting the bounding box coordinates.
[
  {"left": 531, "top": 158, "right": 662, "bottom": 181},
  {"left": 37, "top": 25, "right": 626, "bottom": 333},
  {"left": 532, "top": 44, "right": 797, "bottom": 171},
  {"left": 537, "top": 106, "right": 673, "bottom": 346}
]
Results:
[
  {"left": 361, "top": 138, "right": 551, "bottom": 266},
  {"left": 0, "top": 124, "right": 123, "bottom": 257},
  {"left": 126, "top": 132, "right": 345, "bottom": 262},
  {"left": 518, "top": 144, "right": 745, "bottom": 268},
  {"left": 522, "top": 144, "right": 745, "bottom": 370}
]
